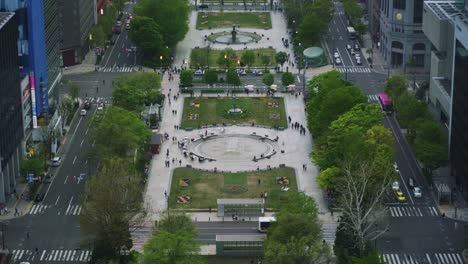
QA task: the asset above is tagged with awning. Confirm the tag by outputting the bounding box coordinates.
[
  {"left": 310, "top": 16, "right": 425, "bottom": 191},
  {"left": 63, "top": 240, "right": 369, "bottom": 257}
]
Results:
[
  {"left": 245, "top": 85, "right": 255, "bottom": 91},
  {"left": 288, "top": 85, "right": 296, "bottom": 91},
  {"left": 270, "top": 85, "right": 278, "bottom": 91}
]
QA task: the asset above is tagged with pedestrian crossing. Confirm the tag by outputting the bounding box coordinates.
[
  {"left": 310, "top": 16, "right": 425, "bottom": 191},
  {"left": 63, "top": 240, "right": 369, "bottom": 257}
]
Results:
[
  {"left": 130, "top": 221, "right": 155, "bottom": 251},
  {"left": 98, "top": 66, "right": 134, "bottom": 73},
  {"left": 388, "top": 206, "right": 439, "bottom": 217},
  {"left": 336, "top": 67, "right": 372, "bottom": 73},
  {"left": 86, "top": 96, "right": 111, "bottom": 104},
  {"left": 368, "top": 94, "right": 379, "bottom": 103},
  {"left": 381, "top": 252, "right": 465, "bottom": 264},
  {"left": 28, "top": 204, "right": 82, "bottom": 215},
  {"left": 321, "top": 221, "right": 338, "bottom": 244},
  {"left": 11, "top": 249, "right": 92, "bottom": 262}
]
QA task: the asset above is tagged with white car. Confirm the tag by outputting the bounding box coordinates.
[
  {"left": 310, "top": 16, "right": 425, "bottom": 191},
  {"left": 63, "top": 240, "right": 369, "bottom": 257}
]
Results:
[
  {"left": 346, "top": 44, "right": 352, "bottom": 50},
  {"left": 391, "top": 181, "right": 400, "bottom": 191},
  {"left": 335, "top": 58, "right": 342, "bottom": 65},
  {"left": 334, "top": 52, "right": 340, "bottom": 59},
  {"left": 97, "top": 103, "right": 104, "bottom": 111},
  {"left": 355, "top": 53, "right": 361, "bottom": 60},
  {"left": 80, "top": 109, "right": 87, "bottom": 116},
  {"left": 350, "top": 49, "right": 355, "bottom": 55},
  {"left": 393, "top": 162, "right": 400, "bottom": 174},
  {"left": 193, "top": 69, "right": 204, "bottom": 76},
  {"left": 356, "top": 58, "right": 362, "bottom": 65},
  {"left": 50, "top": 157, "right": 62, "bottom": 167},
  {"left": 413, "top": 187, "right": 422, "bottom": 198}
]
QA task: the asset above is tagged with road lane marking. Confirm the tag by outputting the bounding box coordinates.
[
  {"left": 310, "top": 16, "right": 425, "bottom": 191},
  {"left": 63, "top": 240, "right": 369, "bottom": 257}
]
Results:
[
  {"left": 40, "top": 250, "right": 46, "bottom": 260},
  {"left": 64, "top": 175, "right": 69, "bottom": 184},
  {"left": 125, "top": 35, "right": 128, "bottom": 40},
  {"left": 118, "top": 52, "right": 121, "bottom": 59},
  {"left": 72, "top": 155, "right": 77, "bottom": 164},
  {"left": 80, "top": 139, "right": 84, "bottom": 147},
  {"left": 92, "top": 140, "right": 96, "bottom": 147},
  {"left": 66, "top": 196, "right": 74, "bottom": 214},
  {"left": 55, "top": 195, "right": 60, "bottom": 205},
  {"left": 426, "top": 254, "right": 432, "bottom": 264},
  {"left": 85, "top": 127, "right": 89, "bottom": 135}
]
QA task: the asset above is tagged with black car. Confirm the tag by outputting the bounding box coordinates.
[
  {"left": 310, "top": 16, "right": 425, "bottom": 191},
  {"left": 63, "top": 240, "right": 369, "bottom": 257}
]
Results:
[
  {"left": 179, "top": 83, "right": 194, "bottom": 88},
  {"left": 199, "top": 4, "right": 209, "bottom": 9},
  {"left": 83, "top": 101, "right": 91, "bottom": 110},
  {"left": 35, "top": 193, "right": 45, "bottom": 202}
]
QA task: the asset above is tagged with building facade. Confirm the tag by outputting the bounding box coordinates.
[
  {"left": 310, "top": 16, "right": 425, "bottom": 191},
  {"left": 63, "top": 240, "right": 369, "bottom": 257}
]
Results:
[
  {"left": 0, "top": 12, "right": 23, "bottom": 203},
  {"left": 378, "top": 0, "right": 431, "bottom": 71},
  {"left": 58, "top": 0, "right": 94, "bottom": 66}
]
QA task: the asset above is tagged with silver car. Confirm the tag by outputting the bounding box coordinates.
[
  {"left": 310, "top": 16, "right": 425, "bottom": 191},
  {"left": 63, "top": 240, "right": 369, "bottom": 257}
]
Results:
[{"left": 413, "top": 187, "right": 422, "bottom": 198}]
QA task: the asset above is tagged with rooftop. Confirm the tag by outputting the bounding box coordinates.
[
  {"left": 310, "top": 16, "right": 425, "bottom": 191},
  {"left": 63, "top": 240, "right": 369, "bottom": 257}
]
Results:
[
  {"left": 425, "top": 0, "right": 466, "bottom": 20},
  {"left": 0, "top": 12, "right": 14, "bottom": 30}
]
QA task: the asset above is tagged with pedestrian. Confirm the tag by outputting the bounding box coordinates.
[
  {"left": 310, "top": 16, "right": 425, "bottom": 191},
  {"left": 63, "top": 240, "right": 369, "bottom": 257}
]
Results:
[
  {"left": 179, "top": 160, "right": 182, "bottom": 166},
  {"left": 15, "top": 207, "right": 18, "bottom": 216},
  {"left": 35, "top": 247, "right": 39, "bottom": 254},
  {"left": 26, "top": 232, "right": 30, "bottom": 239},
  {"left": 172, "top": 158, "right": 175, "bottom": 164},
  {"left": 164, "top": 190, "right": 167, "bottom": 197},
  {"left": 288, "top": 116, "right": 291, "bottom": 123}
]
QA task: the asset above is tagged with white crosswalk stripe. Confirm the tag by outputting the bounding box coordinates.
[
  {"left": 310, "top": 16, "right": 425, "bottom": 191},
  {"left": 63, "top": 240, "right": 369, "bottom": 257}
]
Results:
[
  {"left": 99, "top": 66, "right": 134, "bottom": 73},
  {"left": 86, "top": 97, "right": 112, "bottom": 104},
  {"left": 336, "top": 66, "right": 372, "bottom": 73},
  {"left": 368, "top": 94, "right": 379, "bottom": 103},
  {"left": 321, "top": 221, "right": 338, "bottom": 244},
  {"left": 389, "top": 206, "right": 439, "bottom": 217},
  {"left": 12, "top": 249, "right": 92, "bottom": 262},
  {"left": 382, "top": 253, "right": 465, "bottom": 264},
  {"left": 65, "top": 205, "right": 82, "bottom": 215},
  {"left": 28, "top": 204, "right": 48, "bottom": 215}
]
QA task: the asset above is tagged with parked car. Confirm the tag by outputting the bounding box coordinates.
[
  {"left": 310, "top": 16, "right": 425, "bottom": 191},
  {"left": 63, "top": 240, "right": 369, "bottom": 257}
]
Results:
[
  {"left": 198, "top": 4, "right": 209, "bottom": 9},
  {"left": 179, "top": 83, "right": 194, "bottom": 88},
  {"left": 413, "top": 187, "right": 422, "bottom": 198},
  {"left": 251, "top": 70, "right": 264, "bottom": 76},
  {"left": 97, "top": 103, "right": 104, "bottom": 111},
  {"left": 394, "top": 190, "right": 406, "bottom": 202},
  {"left": 35, "top": 193, "right": 45, "bottom": 202},
  {"left": 391, "top": 181, "right": 400, "bottom": 191},
  {"left": 80, "top": 109, "right": 87, "bottom": 116},
  {"left": 350, "top": 49, "right": 355, "bottom": 55},
  {"left": 50, "top": 157, "right": 62, "bottom": 167},
  {"left": 354, "top": 43, "right": 360, "bottom": 50},
  {"left": 237, "top": 69, "right": 247, "bottom": 75},
  {"left": 193, "top": 69, "right": 204, "bottom": 76}
]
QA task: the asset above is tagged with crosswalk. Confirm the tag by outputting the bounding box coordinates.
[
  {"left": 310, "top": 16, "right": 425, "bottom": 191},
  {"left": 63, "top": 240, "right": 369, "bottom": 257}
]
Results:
[
  {"left": 388, "top": 206, "right": 439, "bottom": 217},
  {"left": 368, "top": 94, "right": 379, "bottom": 103},
  {"left": 28, "top": 204, "right": 82, "bottom": 215},
  {"left": 11, "top": 249, "right": 92, "bottom": 262},
  {"left": 336, "top": 67, "right": 372, "bottom": 73},
  {"left": 98, "top": 66, "right": 135, "bottom": 73},
  {"left": 382, "top": 252, "right": 465, "bottom": 264},
  {"left": 86, "top": 97, "right": 111, "bottom": 104},
  {"left": 130, "top": 221, "right": 154, "bottom": 251},
  {"left": 321, "top": 221, "right": 338, "bottom": 244}
]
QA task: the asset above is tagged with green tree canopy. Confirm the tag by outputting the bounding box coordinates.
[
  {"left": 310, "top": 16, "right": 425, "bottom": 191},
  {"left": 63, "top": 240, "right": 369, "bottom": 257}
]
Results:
[
  {"left": 204, "top": 69, "right": 218, "bottom": 86},
  {"left": 217, "top": 48, "right": 237, "bottom": 69},
  {"left": 112, "top": 72, "right": 162, "bottom": 113},
  {"left": 281, "top": 72, "right": 295, "bottom": 86},
  {"left": 262, "top": 73, "right": 275, "bottom": 86},
  {"left": 69, "top": 82, "right": 81, "bottom": 103},
  {"left": 413, "top": 120, "right": 448, "bottom": 173},
  {"left": 263, "top": 192, "right": 331, "bottom": 264},
  {"left": 384, "top": 74, "right": 407, "bottom": 98},
  {"left": 91, "top": 106, "right": 152, "bottom": 159},
  {"left": 90, "top": 25, "right": 106, "bottom": 48},
  {"left": 261, "top": 54, "right": 271, "bottom": 71},
  {"left": 316, "top": 166, "right": 341, "bottom": 191},
  {"left": 180, "top": 70, "right": 193, "bottom": 86},
  {"left": 134, "top": 0, "right": 190, "bottom": 48},
  {"left": 226, "top": 69, "right": 241, "bottom": 86},
  {"left": 298, "top": 14, "right": 327, "bottom": 45},
  {"left": 128, "top": 16, "right": 164, "bottom": 58},
  {"left": 275, "top": 51, "right": 288, "bottom": 69},
  {"left": 393, "top": 91, "right": 430, "bottom": 130},
  {"left": 240, "top": 50, "right": 256, "bottom": 69}
]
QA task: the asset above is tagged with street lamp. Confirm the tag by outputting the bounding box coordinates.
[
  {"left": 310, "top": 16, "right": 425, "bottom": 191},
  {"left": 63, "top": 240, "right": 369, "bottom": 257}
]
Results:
[
  {"left": 224, "top": 54, "right": 228, "bottom": 70},
  {"left": 237, "top": 59, "right": 240, "bottom": 71},
  {"left": 159, "top": 55, "right": 163, "bottom": 70}
]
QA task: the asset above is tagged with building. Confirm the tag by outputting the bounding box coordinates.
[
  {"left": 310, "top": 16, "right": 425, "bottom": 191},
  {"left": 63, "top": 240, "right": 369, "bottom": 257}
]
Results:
[
  {"left": 58, "top": 0, "right": 94, "bottom": 66},
  {"left": 378, "top": 0, "right": 431, "bottom": 72},
  {"left": 368, "top": 0, "right": 381, "bottom": 43},
  {"left": 0, "top": 12, "right": 23, "bottom": 203},
  {"left": 423, "top": 0, "right": 468, "bottom": 199}
]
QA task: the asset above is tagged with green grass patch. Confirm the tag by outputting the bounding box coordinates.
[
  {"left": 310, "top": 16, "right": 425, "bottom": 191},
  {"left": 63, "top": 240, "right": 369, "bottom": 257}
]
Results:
[
  {"left": 169, "top": 167, "right": 297, "bottom": 209},
  {"left": 205, "top": 256, "right": 259, "bottom": 264},
  {"left": 190, "top": 48, "right": 276, "bottom": 69},
  {"left": 197, "top": 12, "right": 271, "bottom": 29},
  {"left": 181, "top": 97, "right": 287, "bottom": 128}
]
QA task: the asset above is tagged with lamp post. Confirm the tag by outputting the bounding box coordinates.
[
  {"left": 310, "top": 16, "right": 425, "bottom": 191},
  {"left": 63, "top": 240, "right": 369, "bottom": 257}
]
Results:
[
  {"left": 224, "top": 54, "right": 228, "bottom": 71},
  {"left": 237, "top": 59, "right": 240, "bottom": 72},
  {"left": 159, "top": 55, "right": 163, "bottom": 70}
]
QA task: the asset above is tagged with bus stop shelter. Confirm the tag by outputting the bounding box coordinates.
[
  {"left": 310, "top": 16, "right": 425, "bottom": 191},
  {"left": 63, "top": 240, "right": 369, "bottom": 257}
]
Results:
[
  {"left": 216, "top": 235, "right": 266, "bottom": 256},
  {"left": 217, "top": 198, "right": 264, "bottom": 217}
]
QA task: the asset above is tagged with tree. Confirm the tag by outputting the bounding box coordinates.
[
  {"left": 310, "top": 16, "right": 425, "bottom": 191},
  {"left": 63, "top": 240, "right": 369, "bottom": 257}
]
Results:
[
  {"left": 413, "top": 120, "right": 448, "bottom": 175},
  {"left": 112, "top": 0, "right": 126, "bottom": 13},
  {"left": 316, "top": 166, "right": 341, "bottom": 191},
  {"left": 20, "top": 157, "right": 44, "bottom": 178},
  {"left": 140, "top": 212, "right": 203, "bottom": 264},
  {"left": 204, "top": 69, "right": 218, "bottom": 86},
  {"left": 134, "top": 0, "right": 190, "bottom": 48},
  {"left": 309, "top": 0, "right": 334, "bottom": 24},
  {"left": 226, "top": 69, "right": 241, "bottom": 86},
  {"left": 263, "top": 192, "right": 331, "bottom": 264},
  {"left": 261, "top": 54, "right": 271, "bottom": 71},
  {"left": 90, "top": 25, "right": 106, "bottom": 48},
  {"left": 393, "top": 91, "right": 429, "bottom": 129},
  {"left": 128, "top": 16, "right": 164, "bottom": 58},
  {"left": 350, "top": 250, "right": 385, "bottom": 264},
  {"left": 112, "top": 72, "right": 161, "bottom": 113},
  {"left": 281, "top": 72, "right": 295, "bottom": 86},
  {"left": 217, "top": 48, "right": 237, "bottom": 69},
  {"left": 69, "top": 82, "right": 81, "bottom": 104},
  {"left": 275, "top": 51, "right": 288, "bottom": 71},
  {"left": 262, "top": 73, "right": 275, "bottom": 86},
  {"left": 180, "top": 70, "right": 193, "bottom": 86},
  {"left": 298, "top": 14, "right": 327, "bottom": 45},
  {"left": 384, "top": 74, "right": 407, "bottom": 98},
  {"left": 80, "top": 159, "right": 146, "bottom": 261},
  {"left": 241, "top": 50, "right": 256, "bottom": 69},
  {"left": 90, "top": 106, "right": 152, "bottom": 159}
]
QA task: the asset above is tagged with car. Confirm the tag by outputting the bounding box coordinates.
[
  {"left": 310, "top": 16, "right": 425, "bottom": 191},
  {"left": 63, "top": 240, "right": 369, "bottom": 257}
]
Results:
[
  {"left": 413, "top": 187, "right": 422, "bottom": 198},
  {"left": 116, "top": 21, "right": 122, "bottom": 27},
  {"left": 393, "top": 162, "right": 399, "bottom": 173},
  {"left": 125, "top": 19, "right": 130, "bottom": 24},
  {"left": 335, "top": 58, "right": 342, "bottom": 65},
  {"left": 356, "top": 58, "right": 362, "bottom": 65},
  {"left": 237, "top": 69, "right": 247, "bottom": 75},
  {"left": 193, "top": 69, "right": 204, "bottom": 76},
  {"left": 198, "top": 4, "right": 209, "bottom": 9},
  {"left": 251, "top": 70, "right": 264, "bottom": 76},
  {"left": 35, "top": 193, "right": 45, "bottom": 202},
  {"left": 80, "top": 109, "right": 87, "bottom": 116},
  {"left": 354, "top": 43, "right": 360, "bottom": 50},
  {"left": 50, "top": 157, "right": 62, "bottom": 167},
  {"left": 83, "top": 101, "right": 91, "bottom": 110},
  {"left": 179, "top": 83, "right": 194, "bottom": 88},
  {"left": 127, "top": 13, "right": 133, "bottom": 19},
  {"left": 355, "top": 53, "right": 361, "bottom": 59},
  {"left": 350, "top": 48, "right": 355, "bottom": 55},
  {"left": 408, "top": 177, "right": 415, "bottom": 189},
  {"left": 334, "top": 52, "right": 340, "bottom": 59},
  {"left": 114, "top": 26, "right": 121, "bottom": 34},
  {"left": 394, "top": 190, "right": 406, "bottom": 202},
  {"left": 346, "top": 44, "right": 352, "bottom": 50},
  {"left": 391, "top": 181, "right": 400, "bottom": 191},
  {"left": 125, "top": 23, "right": 130, "bottom": 30},
  {"left": 97, "top": 103, "right": 104, "bottom": 111}
]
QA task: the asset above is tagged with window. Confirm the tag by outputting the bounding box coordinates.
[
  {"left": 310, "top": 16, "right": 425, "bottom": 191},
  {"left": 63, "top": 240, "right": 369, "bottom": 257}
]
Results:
[
  {"left": 413, "top": 0, "right": 423, "bottom": 23},
  {"left": 392, "top": 41, "right": 404, "bottom": 49},
  {"left": 393, "top": 0, "right": 405, "bottom": 9}
]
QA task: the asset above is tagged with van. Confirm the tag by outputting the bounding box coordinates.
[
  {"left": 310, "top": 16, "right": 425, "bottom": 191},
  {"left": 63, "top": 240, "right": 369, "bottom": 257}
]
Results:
[{"left": 408, "top": 178, "right": 415, "bottom": 189}]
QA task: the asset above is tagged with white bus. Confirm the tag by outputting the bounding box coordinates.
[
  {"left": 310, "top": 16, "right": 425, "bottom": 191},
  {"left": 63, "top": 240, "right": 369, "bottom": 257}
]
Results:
[
  {"left": 347, "top": 27, "right": 356, "bottom": 40},
  {"left": 258, "top": 216, "right": 276, "bottom": 233}
]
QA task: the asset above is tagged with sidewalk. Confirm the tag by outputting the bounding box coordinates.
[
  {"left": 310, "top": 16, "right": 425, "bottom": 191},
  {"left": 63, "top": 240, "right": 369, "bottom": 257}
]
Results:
[{"left": 0, "top": 183, "right": 34, "bottom": 221}]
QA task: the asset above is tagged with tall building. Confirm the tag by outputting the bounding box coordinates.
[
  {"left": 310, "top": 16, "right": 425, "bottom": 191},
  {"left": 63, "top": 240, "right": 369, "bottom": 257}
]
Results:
[
  {"left": 423, "top": 0, "right": 468, "bottom": 199},
  {"left": 378, "top": 0, "right": 431, "bottom": 71},
  {"left": 58, "top": 0, "right": 94, "bottom": 66},
  {"left": 0, "top": 12, "right": 23, "bottom": 203}
]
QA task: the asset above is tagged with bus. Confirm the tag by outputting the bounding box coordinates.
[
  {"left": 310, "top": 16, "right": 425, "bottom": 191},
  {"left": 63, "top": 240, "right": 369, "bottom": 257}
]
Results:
[
  {"left": 347, "top": 27, "right": 356, "bottom": 40},
  {"left": 258, "top": 216, "right": 276, "bottom": 233},
  {"left": 378, "top": 93, "right": 393, "bottom": 114}
]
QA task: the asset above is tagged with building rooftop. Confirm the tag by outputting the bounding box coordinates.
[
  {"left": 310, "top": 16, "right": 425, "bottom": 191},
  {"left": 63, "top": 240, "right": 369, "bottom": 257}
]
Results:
[
  {"left": 0, "top": 12, "right": 14, "bottom": 30},
  {"left": 426, "top": 0, "right": 466, "bottom": 20}
]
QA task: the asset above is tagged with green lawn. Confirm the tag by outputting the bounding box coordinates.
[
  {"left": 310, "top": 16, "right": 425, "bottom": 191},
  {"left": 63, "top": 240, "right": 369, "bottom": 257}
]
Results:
[
  {"left": 180, "top": 97, "right": 287, "bottom": 129},
  {"left": 196, "top": 12, "right": 271, "bottom": 29},
  {"left": 190, "top": 48, "right": 276, "bottom": 69},
  {"left": 205, "top": 257, "right": 260, "bottom": 264},
  {"left": 169, "top": 167, "right": 297, "bottom": 209}
]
